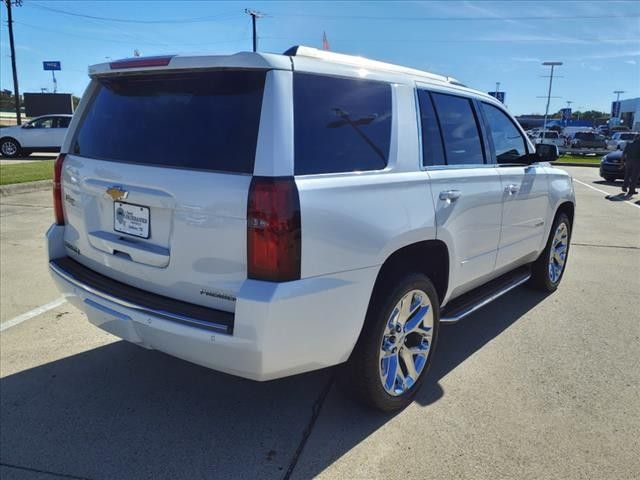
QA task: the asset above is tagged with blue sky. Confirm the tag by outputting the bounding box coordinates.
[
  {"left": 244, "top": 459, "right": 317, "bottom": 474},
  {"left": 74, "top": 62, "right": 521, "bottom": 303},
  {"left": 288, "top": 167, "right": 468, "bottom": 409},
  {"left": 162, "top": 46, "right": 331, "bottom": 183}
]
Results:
[{"left": 1, "top": 0, "right": 638, "bottom": 115}]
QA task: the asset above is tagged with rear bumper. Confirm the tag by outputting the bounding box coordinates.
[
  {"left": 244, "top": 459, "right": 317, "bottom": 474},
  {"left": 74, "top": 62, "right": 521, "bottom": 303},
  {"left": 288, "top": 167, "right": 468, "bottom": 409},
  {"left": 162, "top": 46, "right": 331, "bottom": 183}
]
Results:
[{"left": 47, "top": 225, "right": 377, "bottom": 381}]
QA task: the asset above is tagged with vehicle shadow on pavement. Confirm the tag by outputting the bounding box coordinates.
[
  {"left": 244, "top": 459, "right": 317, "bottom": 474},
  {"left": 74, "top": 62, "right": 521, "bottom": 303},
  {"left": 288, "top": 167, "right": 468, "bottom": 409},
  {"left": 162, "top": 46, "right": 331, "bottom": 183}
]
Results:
[{"left": 0, "top": 287, "right": 549, "bottom": 480}]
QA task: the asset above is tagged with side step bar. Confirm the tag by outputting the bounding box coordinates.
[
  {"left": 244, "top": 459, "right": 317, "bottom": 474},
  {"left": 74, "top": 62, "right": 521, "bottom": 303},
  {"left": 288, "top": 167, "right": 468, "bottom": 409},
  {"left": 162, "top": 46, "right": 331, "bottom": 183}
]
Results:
[{"left": 440, "top": 266, "right": 531, "bottom": 324}]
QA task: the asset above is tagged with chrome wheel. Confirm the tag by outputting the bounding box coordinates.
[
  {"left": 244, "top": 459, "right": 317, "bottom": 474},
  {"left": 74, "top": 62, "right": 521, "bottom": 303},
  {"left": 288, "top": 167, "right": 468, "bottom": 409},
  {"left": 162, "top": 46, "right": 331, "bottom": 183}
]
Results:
[
  {"left": 548, "top": 222, "right": 568, "bottom": 283},
  {"left": 1, "top": 140, "right": 17, "bottom": 156},
  {"left": 379, "top": 289, "right": 433, "bottom": 396}
]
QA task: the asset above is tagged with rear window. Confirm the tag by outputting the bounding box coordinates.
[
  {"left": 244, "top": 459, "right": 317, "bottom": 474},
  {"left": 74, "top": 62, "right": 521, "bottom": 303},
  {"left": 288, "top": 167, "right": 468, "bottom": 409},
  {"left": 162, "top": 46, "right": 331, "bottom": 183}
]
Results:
[
  {"left": 431, "top": 92, "right": 485, "bottom": 165},
  {"left": 293, "top": 73, "right": 392, "bottom": 175},
  {"left": 575, "top": 132, "right": 594, "bottom": 140},
  {"left": 74, "top": 71, "right": 266, "bottom": 173},
  {"left": 620, "top": 133, "right": 635, "bottom": 140}
]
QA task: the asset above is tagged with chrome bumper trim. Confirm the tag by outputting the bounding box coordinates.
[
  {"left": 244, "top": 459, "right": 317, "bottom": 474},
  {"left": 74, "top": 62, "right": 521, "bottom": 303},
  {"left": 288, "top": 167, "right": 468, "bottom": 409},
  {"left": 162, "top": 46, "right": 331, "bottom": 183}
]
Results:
[{"left": 49, "top": 260, "right": 231, "bottom": 334}]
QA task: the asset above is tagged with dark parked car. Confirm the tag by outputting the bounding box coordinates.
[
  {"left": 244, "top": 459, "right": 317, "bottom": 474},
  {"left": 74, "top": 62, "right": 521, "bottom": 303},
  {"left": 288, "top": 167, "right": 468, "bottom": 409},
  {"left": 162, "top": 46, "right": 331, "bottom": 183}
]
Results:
[
  {"left": 599, "top": 150, "right": 639, "bottom": 183},
  {"left": 571, "top": 132, "right": 607, "bottom": 149}
]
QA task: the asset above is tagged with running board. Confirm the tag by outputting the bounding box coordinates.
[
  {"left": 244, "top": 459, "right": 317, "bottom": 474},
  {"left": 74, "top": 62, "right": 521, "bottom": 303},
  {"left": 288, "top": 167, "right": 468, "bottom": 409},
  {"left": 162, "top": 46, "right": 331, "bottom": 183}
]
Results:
[{"left": 440, "top": 266, "right": 531, "bottom": 324}]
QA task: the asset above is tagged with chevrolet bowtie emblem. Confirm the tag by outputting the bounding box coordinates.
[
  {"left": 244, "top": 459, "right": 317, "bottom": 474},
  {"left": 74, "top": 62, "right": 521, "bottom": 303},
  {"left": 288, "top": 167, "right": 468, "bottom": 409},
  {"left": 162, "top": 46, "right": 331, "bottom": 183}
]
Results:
[{"left": 106, "top": 186, "right": 128, "bottom": 201}]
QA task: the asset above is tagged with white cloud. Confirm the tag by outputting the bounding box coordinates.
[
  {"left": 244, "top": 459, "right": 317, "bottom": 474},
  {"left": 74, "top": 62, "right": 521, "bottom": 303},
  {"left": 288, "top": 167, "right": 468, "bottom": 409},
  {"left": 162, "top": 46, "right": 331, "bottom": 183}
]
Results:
[{"left": 625, "top": 59, "right": 638, "bottom": 64}]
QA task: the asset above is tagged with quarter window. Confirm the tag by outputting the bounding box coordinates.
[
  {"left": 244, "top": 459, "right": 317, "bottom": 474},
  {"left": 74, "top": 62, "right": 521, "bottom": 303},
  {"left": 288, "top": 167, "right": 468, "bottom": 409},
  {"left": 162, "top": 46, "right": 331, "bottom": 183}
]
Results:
[
  {"left": 294, "top": 73, "right": 392, "bottom": 175},
  {"left": 482, "top": 103, "right": 528, "bottom": 163},
  {"left": 431, "top": 93, "right": 485, "bottom": 165}
]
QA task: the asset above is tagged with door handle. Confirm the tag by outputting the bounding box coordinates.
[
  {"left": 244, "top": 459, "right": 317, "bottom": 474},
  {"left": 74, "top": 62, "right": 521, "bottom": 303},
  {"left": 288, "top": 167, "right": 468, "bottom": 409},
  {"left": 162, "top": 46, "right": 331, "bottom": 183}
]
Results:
[
  {"left": 505, "top": 184, "right": 520, "bottom": 195},
  {"left": 439, "top": 189, "right": 462, "bottom": 202}
]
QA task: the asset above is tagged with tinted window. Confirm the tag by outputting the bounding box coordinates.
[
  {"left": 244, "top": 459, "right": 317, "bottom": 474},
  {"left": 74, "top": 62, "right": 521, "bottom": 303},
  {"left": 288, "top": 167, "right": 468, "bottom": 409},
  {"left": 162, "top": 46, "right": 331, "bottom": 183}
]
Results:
[
  {"left": 417, "top": 90, "right": 446, "bottom": 166},
  {"left": 482, "top": 103, "right": 528, "bottom": 163},
  {"left": 31, "top": 118, "right": 54, "bottom": 128},
  {"left": 56, "top": 117, "right": 71, "bottom": 128},
  {"left": 431, "top": 93, "right": 484, "bottom": 165},
  {"left": 75, "top": 71, "right": 266, "bottom": 173},
  {"left": 294, "top": 73, "right": 391, "bottom": 175}
]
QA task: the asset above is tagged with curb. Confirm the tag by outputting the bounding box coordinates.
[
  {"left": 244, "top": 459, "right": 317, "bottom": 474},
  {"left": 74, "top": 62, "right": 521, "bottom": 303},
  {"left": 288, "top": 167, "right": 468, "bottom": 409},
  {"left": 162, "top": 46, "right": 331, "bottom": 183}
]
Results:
[
  {"left": 0, "top": 179, "right": 52, "bottom": 196},
  {"left": 554, "top": 162, "right": 599, "bottom": 168}
]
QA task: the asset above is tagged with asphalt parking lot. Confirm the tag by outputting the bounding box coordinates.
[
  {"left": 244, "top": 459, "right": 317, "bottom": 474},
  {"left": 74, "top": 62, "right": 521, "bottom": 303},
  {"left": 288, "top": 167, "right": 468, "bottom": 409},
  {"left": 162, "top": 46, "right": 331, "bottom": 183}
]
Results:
[{"left": 1, "top": 166, "right": 638, "bottom": 480}]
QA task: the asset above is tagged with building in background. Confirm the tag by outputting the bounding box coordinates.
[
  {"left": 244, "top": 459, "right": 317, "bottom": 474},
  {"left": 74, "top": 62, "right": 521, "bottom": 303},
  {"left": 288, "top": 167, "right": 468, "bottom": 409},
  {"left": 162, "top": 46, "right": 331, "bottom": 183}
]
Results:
[{"left": 610, "top": 97, "right": 639, "bottom": 130}]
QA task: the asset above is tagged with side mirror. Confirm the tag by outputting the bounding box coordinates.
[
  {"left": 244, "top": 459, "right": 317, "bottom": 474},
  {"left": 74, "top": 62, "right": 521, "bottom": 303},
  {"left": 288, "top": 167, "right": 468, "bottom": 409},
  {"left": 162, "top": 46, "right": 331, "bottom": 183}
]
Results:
[{"left": 535, "top": 143, "right": 559, "bottom": 162}]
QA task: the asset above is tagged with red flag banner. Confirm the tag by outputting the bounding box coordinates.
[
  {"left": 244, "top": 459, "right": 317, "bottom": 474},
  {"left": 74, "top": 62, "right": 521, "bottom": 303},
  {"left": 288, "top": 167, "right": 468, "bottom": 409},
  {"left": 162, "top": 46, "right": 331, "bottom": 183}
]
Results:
[{"left": 322, "top": 31, "right": 330, "bottom": 50}]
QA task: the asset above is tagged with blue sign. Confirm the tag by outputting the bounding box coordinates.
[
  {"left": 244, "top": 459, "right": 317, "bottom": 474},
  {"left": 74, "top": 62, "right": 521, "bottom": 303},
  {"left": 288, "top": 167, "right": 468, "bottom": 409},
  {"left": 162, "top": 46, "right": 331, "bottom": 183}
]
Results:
[
  {"left": 611, "top": 101, "right": 621, "bottom": 118},
  {"left": 43, "top": 61, "right": 61, "bottom": 71},
  {"left": 561, "top": 108, "right": 572, "bottom": 121},
  {"left": 488, "top": 91, "right": 506, "bottom": 103}
]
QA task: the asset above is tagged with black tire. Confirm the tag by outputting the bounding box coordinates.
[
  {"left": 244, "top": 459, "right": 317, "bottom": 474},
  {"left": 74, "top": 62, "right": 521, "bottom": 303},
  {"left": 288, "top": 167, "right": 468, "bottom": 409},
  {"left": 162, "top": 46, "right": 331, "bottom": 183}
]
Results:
[
  {"left": 529, "top": 212, "right": 571, "bottom": 292},
  {"left": 0, "top": 138, "right": 21, "bottom": 158},
  {"left": 339, "top": 273, "right": 440, "bottom": 412},
  {"left": 604, "top": 176, "right": 617, "bottom": 183}
]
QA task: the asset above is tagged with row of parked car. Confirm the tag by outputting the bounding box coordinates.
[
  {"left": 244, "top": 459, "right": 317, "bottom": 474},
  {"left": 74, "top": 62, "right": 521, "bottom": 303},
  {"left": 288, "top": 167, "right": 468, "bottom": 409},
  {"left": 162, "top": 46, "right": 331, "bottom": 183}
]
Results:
[{"left": 526, "top": 127, "right": 638, "bottom": 151}]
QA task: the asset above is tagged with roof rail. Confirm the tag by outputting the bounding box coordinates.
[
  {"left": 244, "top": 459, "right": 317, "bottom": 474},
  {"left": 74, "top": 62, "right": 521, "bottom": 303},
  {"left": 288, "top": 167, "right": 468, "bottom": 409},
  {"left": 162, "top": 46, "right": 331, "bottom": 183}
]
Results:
[{"left": 283, "top": 45, "right": 465, "bottom": 87}]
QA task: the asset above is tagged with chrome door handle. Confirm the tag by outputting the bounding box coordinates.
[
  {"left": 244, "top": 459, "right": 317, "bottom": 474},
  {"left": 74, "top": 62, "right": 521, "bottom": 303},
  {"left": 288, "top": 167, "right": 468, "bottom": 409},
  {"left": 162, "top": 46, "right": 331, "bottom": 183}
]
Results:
[
  {"left": 439, "top": 189, "right": 462, "bottom": 202},
  {"left": 505, "top": 184, "right": 520, "bottom": 195}
]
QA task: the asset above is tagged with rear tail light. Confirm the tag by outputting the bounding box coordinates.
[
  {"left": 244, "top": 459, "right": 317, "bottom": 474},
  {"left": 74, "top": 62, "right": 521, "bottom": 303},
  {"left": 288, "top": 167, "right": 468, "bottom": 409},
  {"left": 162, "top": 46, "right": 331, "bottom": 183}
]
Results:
[
  {"left": 247, "top": 177, "right": 301, "bottom": 282},
  {"left": 53, "top": 154, "right": 66, "bottom": 225}
]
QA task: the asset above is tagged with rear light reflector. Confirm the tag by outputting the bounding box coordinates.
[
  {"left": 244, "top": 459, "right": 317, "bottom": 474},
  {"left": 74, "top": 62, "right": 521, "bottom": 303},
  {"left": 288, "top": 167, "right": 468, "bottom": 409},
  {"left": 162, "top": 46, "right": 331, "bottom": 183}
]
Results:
[
  {"left": 247, "top": 177, "right": 301, "bottom": 282},
  {"left": 53, "top": 154, "right": 66, "bottom": 225},
  {"left": 109, "top": 55, "right": 173, "bottom": 69}
]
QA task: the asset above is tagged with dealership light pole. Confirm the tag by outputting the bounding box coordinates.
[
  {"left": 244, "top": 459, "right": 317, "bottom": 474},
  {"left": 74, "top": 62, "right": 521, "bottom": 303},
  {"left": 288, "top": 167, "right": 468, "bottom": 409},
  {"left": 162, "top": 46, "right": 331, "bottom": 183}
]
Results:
[
  {"left": 541, "top": 61, "right": 563, "bottom": 141},
  {"left": 613, "top": 90, "right": 625, "bottom": 103}
]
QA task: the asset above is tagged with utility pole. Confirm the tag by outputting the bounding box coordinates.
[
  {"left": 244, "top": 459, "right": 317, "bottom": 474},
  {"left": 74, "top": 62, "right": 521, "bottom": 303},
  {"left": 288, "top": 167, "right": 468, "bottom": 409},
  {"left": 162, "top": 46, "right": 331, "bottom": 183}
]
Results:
[
  {"left": 4, "top": 0, "right": 23, "bottom": 125},
  {"left": 244, "top": 9, "right": 264, "bottom": 52},
  {"left": 541, "top": 61, "right": 562, "bottom": 141}
]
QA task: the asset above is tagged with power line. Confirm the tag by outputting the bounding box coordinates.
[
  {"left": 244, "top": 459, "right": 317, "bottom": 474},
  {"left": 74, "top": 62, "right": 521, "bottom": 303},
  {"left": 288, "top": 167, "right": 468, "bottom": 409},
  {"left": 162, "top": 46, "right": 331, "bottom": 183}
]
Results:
[
  {"left": 27, "top": 2, "right": 240, "bottom": 24},
  {"left": 270, "top": 12, "right": 640, "bottom": 21},
  {"left": 14, "top": 21, "right": 249, "bottom": 47},
  {"left": 261, "top": 34, "right": 632, "bottom": 45}
]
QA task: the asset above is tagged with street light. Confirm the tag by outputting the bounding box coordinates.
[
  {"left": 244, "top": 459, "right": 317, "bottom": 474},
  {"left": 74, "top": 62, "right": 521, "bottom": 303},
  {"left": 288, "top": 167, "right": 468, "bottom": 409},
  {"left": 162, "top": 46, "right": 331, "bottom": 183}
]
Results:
[{"left": 541, "top": 61, "right": 563, "bottom": 141}]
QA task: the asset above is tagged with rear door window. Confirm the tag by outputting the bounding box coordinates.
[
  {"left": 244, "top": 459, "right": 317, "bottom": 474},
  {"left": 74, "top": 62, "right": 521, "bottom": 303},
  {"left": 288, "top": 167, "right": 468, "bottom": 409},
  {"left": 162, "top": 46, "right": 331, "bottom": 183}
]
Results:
[
  {"left": 431, "top": 93, "right": 485, "bottom": 165},
  {"left": 74, "top": 71, "right": 266, "bottom": 173},
  {"left": 293, "top": 73, "right": 392, "bottom": 175},
  {"left": 417, "top": 90, "right": 446, "bottom": 166},
  {"left": 481, "top": 103, "right": 528, "bottom": 164}
]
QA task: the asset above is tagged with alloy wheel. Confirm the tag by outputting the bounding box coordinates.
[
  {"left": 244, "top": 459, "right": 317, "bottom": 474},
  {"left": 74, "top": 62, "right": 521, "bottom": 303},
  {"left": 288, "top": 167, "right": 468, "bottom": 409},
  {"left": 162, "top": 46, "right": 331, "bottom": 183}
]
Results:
[{"left": 379, "top": 289, "right": 433, "bottom": 396}]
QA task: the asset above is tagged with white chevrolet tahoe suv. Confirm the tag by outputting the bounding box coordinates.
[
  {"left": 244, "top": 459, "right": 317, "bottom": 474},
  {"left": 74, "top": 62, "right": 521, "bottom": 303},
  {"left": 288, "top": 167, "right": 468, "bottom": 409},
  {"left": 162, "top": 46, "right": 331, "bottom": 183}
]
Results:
[{"left": 47, "top": 47, "right": 575, "bottom": 411}]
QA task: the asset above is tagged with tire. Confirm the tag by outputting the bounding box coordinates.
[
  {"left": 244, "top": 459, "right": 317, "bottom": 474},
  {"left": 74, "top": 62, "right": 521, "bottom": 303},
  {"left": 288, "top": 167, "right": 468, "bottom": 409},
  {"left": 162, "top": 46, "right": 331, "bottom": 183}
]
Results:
[
  {"left": 339, "top": 273, "right": 440, "bottom": 412},
  {"left": 529, "top": 212, "right": 571, "bottom": 292},
  {"left": 604, "top": 176, "right": 617, "bottom": 183},
  {"left": 0, "top": 138, "right": 21, "bottom": 158}
]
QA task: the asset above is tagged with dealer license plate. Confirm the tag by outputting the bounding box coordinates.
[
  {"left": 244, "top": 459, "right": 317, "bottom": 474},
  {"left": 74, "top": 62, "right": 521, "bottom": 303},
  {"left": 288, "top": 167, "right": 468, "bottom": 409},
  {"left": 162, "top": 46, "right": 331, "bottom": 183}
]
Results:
[{"left": 114, "top": 202, "right": 150, "bottom": 239}]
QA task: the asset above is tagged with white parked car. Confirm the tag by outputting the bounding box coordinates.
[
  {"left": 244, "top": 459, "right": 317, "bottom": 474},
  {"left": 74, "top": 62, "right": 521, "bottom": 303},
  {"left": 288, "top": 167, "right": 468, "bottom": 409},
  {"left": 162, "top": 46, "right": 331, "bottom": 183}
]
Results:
[
  {"left": 531, "top": 130, "right": 565, "bottom": 148},
  {"left": 47, "top": 48, "right": 574, "bottom": 411},
  {"left": 607, "top": 131, "right": 639, "bottom": 150},
  {"left": 0, "top": 114, "right": 72, "bottom": 158}
]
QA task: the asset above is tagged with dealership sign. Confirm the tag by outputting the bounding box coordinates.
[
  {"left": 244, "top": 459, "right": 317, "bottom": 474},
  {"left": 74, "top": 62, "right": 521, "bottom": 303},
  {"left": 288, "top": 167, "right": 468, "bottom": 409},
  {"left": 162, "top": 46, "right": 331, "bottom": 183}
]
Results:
[
  {"left": 43, "top": 61, "right": 61, "bottom": 71},
  {"left": 488, "top": 91, "right": 505, "bottom": 103},
  {"left": 611, "top": 101, "right": 621, "bottom": 118}
]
